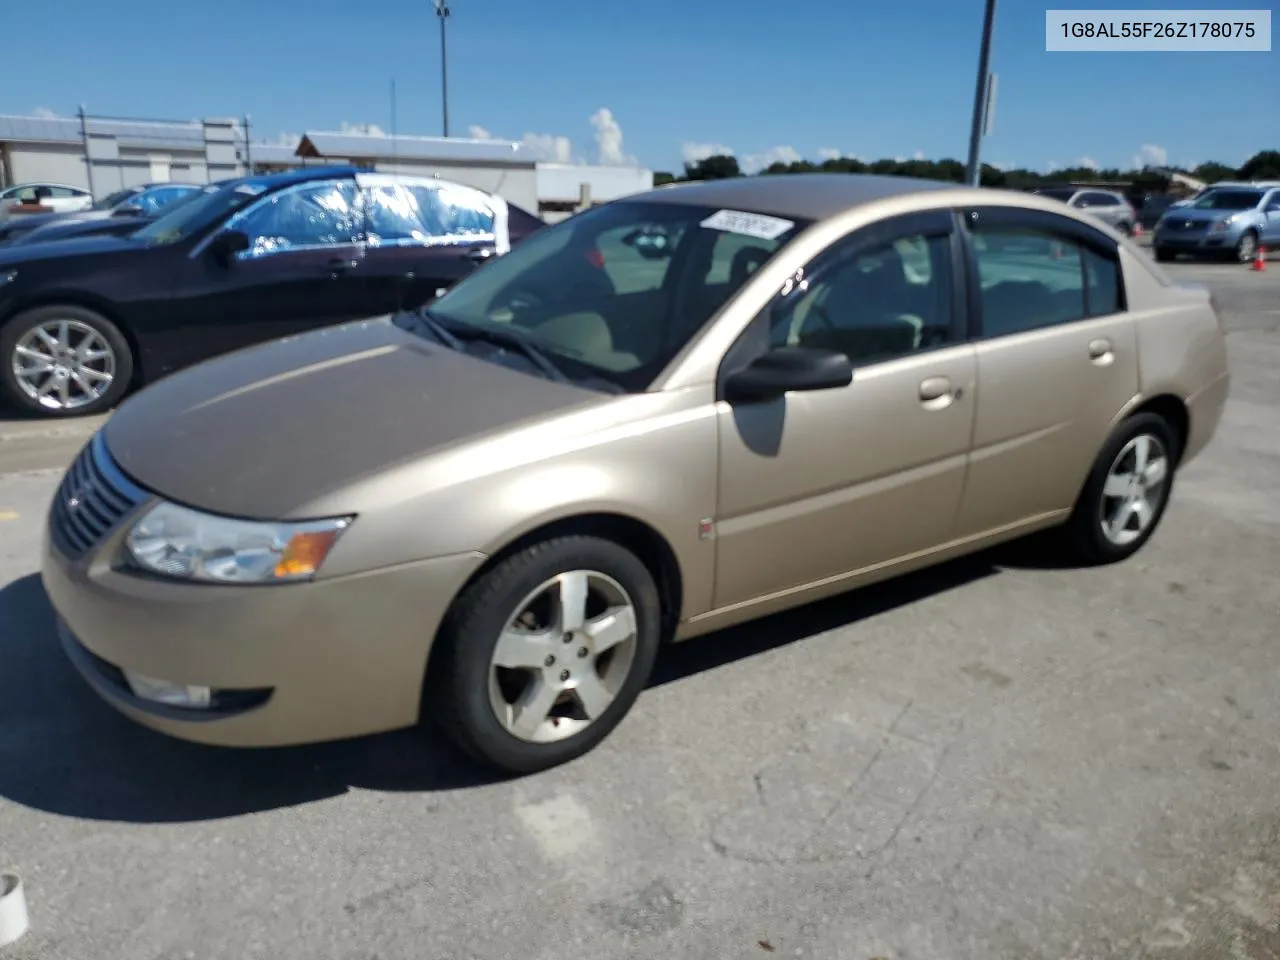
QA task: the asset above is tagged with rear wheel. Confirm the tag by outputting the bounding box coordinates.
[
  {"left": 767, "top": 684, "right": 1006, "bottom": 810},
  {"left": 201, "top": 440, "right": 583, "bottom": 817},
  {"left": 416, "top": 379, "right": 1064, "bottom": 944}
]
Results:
[
  {"left": 0, "top": 304, "right": 133, "bottom": 417},
  {"left": 1063, "top": 412, "right": 1178, "bottom": 565},
  {"left": 426, "top": 535, "right": 662, "bottom": 775}
]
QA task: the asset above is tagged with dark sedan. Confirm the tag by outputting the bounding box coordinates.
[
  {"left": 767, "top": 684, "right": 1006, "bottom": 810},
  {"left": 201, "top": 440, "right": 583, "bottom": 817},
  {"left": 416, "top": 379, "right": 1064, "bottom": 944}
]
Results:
[
  {"left": 0, "top": 166, "right": 546, "bottom": 417},
  {"left": 0, "top": 182, "right": 202, "bottom": 246}
]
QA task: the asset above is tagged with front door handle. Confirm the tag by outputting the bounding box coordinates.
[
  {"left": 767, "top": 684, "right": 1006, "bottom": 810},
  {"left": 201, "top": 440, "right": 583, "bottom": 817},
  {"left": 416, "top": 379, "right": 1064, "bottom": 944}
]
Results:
[
  {"left": 1088, "top": 338, "right": 1114, "bottom": 362},
  {"left": 919, "top": 376, "right": 960, "bottom": 408},
  {"left": 467, "top": 248, "right": 496, "bottom": 264},
  {"left": 327, "top": 257, "right": 359, "bottom": 274}
]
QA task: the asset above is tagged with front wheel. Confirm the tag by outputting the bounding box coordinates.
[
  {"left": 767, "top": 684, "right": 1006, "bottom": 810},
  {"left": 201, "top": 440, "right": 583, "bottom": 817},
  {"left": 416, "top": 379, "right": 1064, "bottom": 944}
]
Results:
[
  {"left": 0, "top": 304, "right": 133, "bottom": 417},
  {"left": 1063, "top": 412, "right": 1178, "bottom": 565},
  {"left": 1235, "top": 230, "right": 1259, "bottom": 264},
  {"left": 426, "top": 535, "right": 662, "bottom": 775}
]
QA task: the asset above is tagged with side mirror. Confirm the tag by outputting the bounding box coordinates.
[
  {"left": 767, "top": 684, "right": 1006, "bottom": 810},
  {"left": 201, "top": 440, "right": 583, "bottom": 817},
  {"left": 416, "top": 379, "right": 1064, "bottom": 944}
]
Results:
[
  {"left": 210, "top": 229, "right": 251, "bottom": 263},
  {"left": 112, "top": 203, "right": 145, "bottom": 218},
  {"left": 723, "top": 346, "right": 853, "bottom": 404}
]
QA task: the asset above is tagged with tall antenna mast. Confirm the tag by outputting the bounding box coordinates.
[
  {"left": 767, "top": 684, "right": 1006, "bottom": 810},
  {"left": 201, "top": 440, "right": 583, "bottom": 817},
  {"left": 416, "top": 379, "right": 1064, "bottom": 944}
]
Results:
[{"left": 434, "top": 0, "right": 452, "bottom": 138}]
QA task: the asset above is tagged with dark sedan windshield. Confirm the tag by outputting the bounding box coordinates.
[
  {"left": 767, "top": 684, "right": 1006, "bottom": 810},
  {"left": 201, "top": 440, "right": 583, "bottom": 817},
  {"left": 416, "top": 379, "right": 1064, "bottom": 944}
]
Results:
[
  {"left": 131, "top": 181, "right": 268, "bottom": 246},
  {"left": 1189, "top": 189, "right": 1264, "bottom": 211},
  {"left": 426, "top": 200, "right": 810, "bottom": 392}
]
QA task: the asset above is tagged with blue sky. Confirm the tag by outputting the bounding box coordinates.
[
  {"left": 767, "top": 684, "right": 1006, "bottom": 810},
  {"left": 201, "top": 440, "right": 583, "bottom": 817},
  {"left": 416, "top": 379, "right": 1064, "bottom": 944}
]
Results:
[{"left": 3, "top": 0, "right": 1275, "bottom": 173}]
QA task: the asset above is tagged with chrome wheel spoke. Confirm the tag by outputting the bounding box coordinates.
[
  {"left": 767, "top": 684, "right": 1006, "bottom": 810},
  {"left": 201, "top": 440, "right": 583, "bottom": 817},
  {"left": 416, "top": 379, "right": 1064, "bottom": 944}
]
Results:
[
  {"left": 1100, "top": 431, "right": 1169, "bottom": 547},
  {"left": 1131, "top": 495, "right": 1154, "bottom": 530},
  {"left": 1143, "top": 456, "right": 1168, "bottom": 489},
  {"left": 509, "top": 677, "right": 560, "bottom": 740},
  {"left": 573, "top": 672, "right": 615, "bottom": 720},
  {"left": 1103, "top": 472, "right": 1133, "bottom": 498},
  {"left": 556, "top": 571, "right": 590, "bottom": 632},
  {"left": 493, "top": 628, "right": 553, "bottom": 670},
  {"left": 11, "top": 319, "right": 117, "bottom": 409},
  {"left": 587, "top": 605, "right": 636, "bottom": 654}
]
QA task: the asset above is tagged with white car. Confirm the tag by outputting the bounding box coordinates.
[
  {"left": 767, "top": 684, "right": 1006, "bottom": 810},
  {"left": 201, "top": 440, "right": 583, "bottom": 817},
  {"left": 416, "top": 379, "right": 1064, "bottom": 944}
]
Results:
[{"left": 0, "top": 182, "right": 93, "bottom": 221}]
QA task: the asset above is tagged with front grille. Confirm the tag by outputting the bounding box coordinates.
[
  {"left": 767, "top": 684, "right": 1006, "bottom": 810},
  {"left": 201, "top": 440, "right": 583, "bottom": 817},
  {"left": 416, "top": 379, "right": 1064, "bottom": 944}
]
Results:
[
  {"left": 1163, "top": 219, "right": 1209, "bottom": 233},
  {"left": 50, "top": 433, "right": 147, "bottom": 559}
]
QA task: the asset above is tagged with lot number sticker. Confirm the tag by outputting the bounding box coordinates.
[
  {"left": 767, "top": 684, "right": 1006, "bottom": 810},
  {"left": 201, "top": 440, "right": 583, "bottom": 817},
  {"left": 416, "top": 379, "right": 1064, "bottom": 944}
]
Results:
[{"left": 700, "top": 209, "right": 796, "bottom": 241}]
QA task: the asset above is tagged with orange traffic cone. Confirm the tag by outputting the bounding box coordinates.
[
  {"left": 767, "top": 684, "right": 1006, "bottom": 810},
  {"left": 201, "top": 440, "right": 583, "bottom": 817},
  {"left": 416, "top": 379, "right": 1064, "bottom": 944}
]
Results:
[{"left": 1252, "top": 244, "right": 1267, "bottom": 272}]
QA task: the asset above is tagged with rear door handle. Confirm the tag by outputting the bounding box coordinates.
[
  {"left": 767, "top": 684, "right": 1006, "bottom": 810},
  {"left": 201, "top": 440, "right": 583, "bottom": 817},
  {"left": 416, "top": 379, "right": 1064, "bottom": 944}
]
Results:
[
  {"left": 1088, "top": 338, "right": 1114, "bottom": 361},
  {"left": 327, "top": 257, "right": 359, "bottom": 274},
  {"left": 467, "top": 248, "right": 496, "bottom": 263}
]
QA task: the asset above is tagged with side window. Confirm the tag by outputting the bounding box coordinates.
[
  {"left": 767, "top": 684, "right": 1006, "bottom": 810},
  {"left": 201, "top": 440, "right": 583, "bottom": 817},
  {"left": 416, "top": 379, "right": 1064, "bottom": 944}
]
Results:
[
  {"left": 971, "top": 225, "right": 1087, "bottom": 337},
  {"left": 434, "top": 184, "right": 496, "bottom": 241},
  {"left": 47, "top": 186, "right": 77, "bottom": 198},
  {"left": 768, "top": 230, "right": 955, "bottom": 367},
  {"left": 231, "top": 180, "right": 359, "bottom": 258},
  {"left": 365, "top": 185, "right": 433, "bottom": 244},
  {"left": 1085, "top": 192, "right": 1119, "bottom": 207},
  {"left": 1082, "top": 245, "right": 1123, "bottom": 316}
]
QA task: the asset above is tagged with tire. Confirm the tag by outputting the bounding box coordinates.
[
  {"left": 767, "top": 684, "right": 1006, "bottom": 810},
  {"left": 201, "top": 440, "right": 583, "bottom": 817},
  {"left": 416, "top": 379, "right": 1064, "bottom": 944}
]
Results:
[
  {"left": 1235, "top": 230, "right": 1259, "bottom": 265},
  {"left": 1154, "top": 247, "right": 1175, "bottom": 263},
  {"left": 1063, "top": 412, "right": 1179, "bottom": 566},
  {"left": 0, "top": 304, "right": 133, "bottom": 417},
  {"left": 426, "top": 535, "right": 662, "bottom": 775}
]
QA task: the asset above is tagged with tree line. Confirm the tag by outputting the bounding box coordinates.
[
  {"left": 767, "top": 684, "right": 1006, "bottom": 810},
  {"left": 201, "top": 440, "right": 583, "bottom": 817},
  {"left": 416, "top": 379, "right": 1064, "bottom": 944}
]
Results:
[{"left": 653, "top": 150, "right": 1280, "bottom": 196}]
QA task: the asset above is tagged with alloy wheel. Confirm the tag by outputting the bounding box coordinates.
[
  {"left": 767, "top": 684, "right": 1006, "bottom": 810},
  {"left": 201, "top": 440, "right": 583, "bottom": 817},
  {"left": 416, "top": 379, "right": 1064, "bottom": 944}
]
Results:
[
  {"left": 487, "top": 570, "right": 639, "bottom": 743},
  {"left": 1099, "top": 433, "right": 1170, "bottom": 547},
  {"left": 11, "top": 319, "right": 117, "bottom": 411}
]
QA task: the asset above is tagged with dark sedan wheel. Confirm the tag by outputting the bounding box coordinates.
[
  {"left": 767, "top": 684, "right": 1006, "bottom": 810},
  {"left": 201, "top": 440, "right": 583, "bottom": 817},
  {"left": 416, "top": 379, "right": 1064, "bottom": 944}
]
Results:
[
  {"left": 0, "top": 305, "right": 133, "bottom": 417},
  {"left": 1063, "top": 412, "right": 1178, "bottom": 565},
  {"left": 1235, "top": 230, "right": 1259, "bottom": 264},
  {"left": 426, "top": 535, "right": 662, "bottom": 775}
]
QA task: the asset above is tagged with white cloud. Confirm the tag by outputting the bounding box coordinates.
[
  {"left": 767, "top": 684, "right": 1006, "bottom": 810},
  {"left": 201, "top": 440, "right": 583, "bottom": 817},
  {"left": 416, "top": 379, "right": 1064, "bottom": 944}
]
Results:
[
  {"left": 682, "top": 141, "right": 735, "bottom": 164},
  {"left": 1076, "top": 155, "right": 1100, "bottom": 170},
  {"left": 817, "top": 147, "right": 843, "bottom": 161},
  {"left": 990, "top": 160, "right": 1013, "bottom": 171},
  {"left": 469, "top": 123, "right": 574, "bottom": 162},
  {"left": 339, "top": 121, "right": 387, "bottom": 137},
  {"left": 271, "top": 131, "right": 302, "bottom": 148},
  {"left": 30, "top": 106, "right": 59, "bottom": 119},
  {"left": 912, "top": 150, "right": 926, "bottom": 161},
  {"left": 894, "top": 155, "right": 907, "bottom": 163},
  {"left": 467, "top": 125, "right": 492, "bottom": 140},
  {"left": 589, "top": 107, "right": 635, "bottom": 166},
  {"left": 741, "top": 145, "right": 802, "bottom": 174},
  {"left": 1046, "top": 159, "right": 1061, "bottom": 171},
  {"left": 1132, "top": 143, "right": 1169, "bottom": 169}
]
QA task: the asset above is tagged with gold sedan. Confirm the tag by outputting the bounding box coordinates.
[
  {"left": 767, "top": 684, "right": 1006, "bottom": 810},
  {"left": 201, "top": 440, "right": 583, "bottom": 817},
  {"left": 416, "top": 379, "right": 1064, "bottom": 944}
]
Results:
[{"left": 42, "top": 174, "right": 1229, "bottom": 774}]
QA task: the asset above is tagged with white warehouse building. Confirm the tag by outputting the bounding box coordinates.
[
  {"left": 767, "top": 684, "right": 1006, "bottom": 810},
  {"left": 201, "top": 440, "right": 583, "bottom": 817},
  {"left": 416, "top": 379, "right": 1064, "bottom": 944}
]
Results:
[{"left": 0, "top": 113, "right": 654, "bottom": 220}]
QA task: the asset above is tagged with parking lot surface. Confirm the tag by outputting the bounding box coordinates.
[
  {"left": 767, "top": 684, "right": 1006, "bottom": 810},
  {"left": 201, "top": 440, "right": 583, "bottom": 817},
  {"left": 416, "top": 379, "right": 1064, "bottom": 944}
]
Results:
[{"left": 1, "top": 259, "right": 1279, "bottom": 960}]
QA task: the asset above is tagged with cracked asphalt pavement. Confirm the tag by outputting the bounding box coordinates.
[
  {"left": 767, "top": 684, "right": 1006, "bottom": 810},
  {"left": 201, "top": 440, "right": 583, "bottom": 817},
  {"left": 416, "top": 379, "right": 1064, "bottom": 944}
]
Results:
[{"left": 1, "top": 259, "right": 1279, "bottom": 960}]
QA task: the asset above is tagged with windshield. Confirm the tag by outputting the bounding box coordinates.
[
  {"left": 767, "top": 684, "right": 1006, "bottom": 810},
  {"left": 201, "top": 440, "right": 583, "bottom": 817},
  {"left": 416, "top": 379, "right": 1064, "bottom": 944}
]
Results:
[
  {"left": 425, "top": 200, "right": 810, "bottom": 392},
  {"left": 1189, "top": 189, "right": 1263, "bottom": 211},
  {"left": 92, "top": 188, "right": 138, "bottom": 211},
  {"left": 130, "top": 181, "right": 267, "bottom": 246}
]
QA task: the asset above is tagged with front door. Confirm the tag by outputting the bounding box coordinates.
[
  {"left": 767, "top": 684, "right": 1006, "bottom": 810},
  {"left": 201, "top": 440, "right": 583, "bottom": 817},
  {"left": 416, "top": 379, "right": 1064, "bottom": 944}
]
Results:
[
  {"left": 714, "top": 210, "right": 977, "bottom": 610},
  {"left": 951, "top": 206, "right": 1140, "bottom": 539},
  {"left": 1260, "top": 190, "right": 1280, "bottom": 246},
  {"left": 136, "top": 178, "right": 371, "bottom": 377}
]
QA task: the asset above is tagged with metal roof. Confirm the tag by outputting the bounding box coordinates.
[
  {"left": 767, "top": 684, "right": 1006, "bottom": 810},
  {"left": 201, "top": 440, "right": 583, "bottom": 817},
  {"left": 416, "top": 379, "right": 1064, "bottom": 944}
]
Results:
[
  {"left": 244, "top": 142, "right": 303, "bottom": 165},
  {"left": 0, "top": 114, "right": 229, "bottom": 152},
  {"left": 637, "top": 173, "right": 959, "bottom": 220},
  {"left": 298, "top": 131, "right": 532, "bottom": 166}
]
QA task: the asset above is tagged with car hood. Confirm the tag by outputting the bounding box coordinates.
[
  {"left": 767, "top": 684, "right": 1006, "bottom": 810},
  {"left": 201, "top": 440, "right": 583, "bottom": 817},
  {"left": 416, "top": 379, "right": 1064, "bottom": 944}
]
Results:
[
  {"left": 0, "top": 232, "right": 139, "bottom": 265},
  {"left": 104, "top": 319, "right": 606, "bottom": 520}
]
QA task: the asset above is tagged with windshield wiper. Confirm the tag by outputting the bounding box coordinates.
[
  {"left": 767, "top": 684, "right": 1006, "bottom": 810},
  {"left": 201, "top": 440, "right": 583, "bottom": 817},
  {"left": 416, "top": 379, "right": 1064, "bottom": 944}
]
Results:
[
  {"left": 411, "top": 308, "right": 464, "bottom": 350},
  {"left": 453, "top": 324, "right": 570, "bottom": 383}
]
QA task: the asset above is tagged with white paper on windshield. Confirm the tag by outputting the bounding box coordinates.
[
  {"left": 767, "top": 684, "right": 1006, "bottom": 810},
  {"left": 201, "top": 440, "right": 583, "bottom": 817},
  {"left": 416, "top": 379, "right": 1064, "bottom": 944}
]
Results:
[{"left": 699, "top": 209, "right": 795, "bottom": 241}]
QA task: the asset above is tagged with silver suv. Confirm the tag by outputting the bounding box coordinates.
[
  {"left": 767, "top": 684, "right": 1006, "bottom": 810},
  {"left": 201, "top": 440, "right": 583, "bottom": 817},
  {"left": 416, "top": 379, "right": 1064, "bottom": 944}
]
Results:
[{"left": 1034, "top": 187, "right": 1137, "bottom": 235}]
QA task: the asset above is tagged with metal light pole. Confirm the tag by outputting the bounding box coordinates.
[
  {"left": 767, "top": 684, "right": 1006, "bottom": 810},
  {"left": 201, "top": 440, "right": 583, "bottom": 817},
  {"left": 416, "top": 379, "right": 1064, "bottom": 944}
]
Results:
[
  {"left": 965, "top": 0, "right": 998, "bottom": 186},
  {"left": 434, "top": 0, "right": 451, "bottom": 138}
]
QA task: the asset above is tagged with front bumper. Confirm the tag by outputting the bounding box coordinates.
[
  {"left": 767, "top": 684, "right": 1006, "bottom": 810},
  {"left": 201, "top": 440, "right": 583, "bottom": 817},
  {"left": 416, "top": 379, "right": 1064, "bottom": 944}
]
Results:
[
  {"left": 1153, "top": 223, "right": 1246, "bottom": 252},
  {"left": 42, "top": 507, "right": 485, "bottom": 748}
]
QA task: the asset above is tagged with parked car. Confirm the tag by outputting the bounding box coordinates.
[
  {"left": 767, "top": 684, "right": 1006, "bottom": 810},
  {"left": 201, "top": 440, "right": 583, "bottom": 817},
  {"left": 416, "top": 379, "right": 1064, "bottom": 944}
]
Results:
[
  {"left": 4, "top": 181, "right": 226, "bottom": 247},
  {"left": 41, "top": 174, "right": 1229, "bottom": 774},
  {"left": 0, "top": 182, "right": 202, "bottom": 246},
  {"left": 1153, "top": 181, "right": 1280, "bottom": 263},
  {"left": 0, "top": 166, "right": 544, "bottom": 416},
  {"left": 1137, "top": 193, "right": 1181, "bottom": 231},
  {"left": 1034, "top": 187, "right": 1138, "bottom": 235},
  {"left": 0, "top": 182, "right": 93, "bottom": 221}
]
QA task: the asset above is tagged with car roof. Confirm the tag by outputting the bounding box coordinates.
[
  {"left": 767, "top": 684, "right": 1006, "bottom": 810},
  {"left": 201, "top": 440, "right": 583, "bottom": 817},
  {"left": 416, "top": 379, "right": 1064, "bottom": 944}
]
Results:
[
  {"left": 225, "top": 165, "right": 364, "bottom": 194},
  {"left": 633, "top": 173, "right": 960, "bottom": 221}
]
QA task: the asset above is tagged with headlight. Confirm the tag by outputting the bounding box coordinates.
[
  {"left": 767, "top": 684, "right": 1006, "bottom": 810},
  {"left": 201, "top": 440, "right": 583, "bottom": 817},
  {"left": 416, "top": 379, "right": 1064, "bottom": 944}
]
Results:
[
  {"left": 125, "top": 501, "right": 352, "bottom": 584},
  {"left": 1210, "top": 217, "right": 1234, "bottom": 233}
]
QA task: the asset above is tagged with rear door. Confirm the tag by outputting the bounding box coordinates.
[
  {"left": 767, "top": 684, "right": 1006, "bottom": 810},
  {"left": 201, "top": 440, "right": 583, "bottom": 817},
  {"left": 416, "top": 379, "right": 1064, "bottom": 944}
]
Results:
[
  {"left": 950, "top": 205, "right": 1139, "bottom": 540},
  {"left": 358, "top": 179, "right": 510, "bottom": 313},
  {"left": 714, "top": 210, "right": 977, "bottom": 608},
  {"left": 134, "top": 178, "right": 372, "bottom": 376}
]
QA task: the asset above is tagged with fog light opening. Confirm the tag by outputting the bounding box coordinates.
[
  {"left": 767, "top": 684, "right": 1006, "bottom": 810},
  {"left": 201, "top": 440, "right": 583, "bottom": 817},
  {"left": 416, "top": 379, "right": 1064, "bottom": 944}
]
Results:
[{"left": 124, "top": 671, "right": 214, "bottom": 709}]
